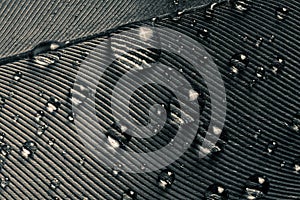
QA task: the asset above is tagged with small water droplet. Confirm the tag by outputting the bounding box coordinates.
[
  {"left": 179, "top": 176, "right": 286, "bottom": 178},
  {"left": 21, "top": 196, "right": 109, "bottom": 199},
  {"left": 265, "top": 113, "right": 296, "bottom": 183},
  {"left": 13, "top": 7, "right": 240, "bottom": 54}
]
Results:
[
  {"left": 68, "top": 112, "right": 75, "bottom": 122},
  {"left": 13, "top": 114, "right": 20, "bottom": 122},
  {"left": 255, "top": 37, "right": 263, "bottom": 48},
  {"left": 229, "top": 53, "right": 249, "bottom": 74},
  {"left": 79, "top": 158, "right": 85, "bottom": 165},
  {"left": 0, "top": 177, "right": 9, "bottom": 189},
  {"left": 71, "top": 85, "right": 91, "bottom": 106},
  {"left": 205, "top": 3, "right": 217, "bottom": 20},
  {"left": 291, "top": 111, "right": 300, "bottom": 132},
  {"left": 266, "top": 141, "right": 278, "bottom": 154},
  {"left": 48, "top": 138, "right": 55, "bottom": 147},
  {"left": 122, "top": 189, "right": 137, "bottom": 200},
  {"left": 293, "top": 158, "right": 300, "bottom": 173},
  {"left": 171, "top": 10, "right": 184, "bottom": 21},
  {"left": 0, "top": 132, "right": 5, "bottom": 142},
  {"left": 106, "top": 123, "right": 131, "bottom": 149},
  {"left": 270, "top": 56, "right": 285, "bottom": 74},
  {"left": 0, "top": 143, "right": 11, "bottom": 157},
  {"left": 46, "top": 97, "right": 61, "bottom": 113},
  {"left": 204, "top": 183, "right": 229, "bottom": 200},
  {"left": 35, "top": 110, "right": 45, "bottom": 123},
  {"left": 255, "top": 66, "right": 266, "bottom": 79},
  {"left": 157, "top": 169, "right": 175, "bottom": 190},
  {"left": 269, "top": 35, "right": 275, "bottom": 43},
  {"left": 36, "top": 124, "right": 48, "bottom": 136},
  {"left": 20, "top": 141, "right": 37, "bottom": 159},
  {"left": 280, "top": 160, "right": 286, "bottom": 168},
  {"left": 197, "top": 28, "right": 210, "bottom": 39},
  {"left": 0, "top": 155, "right": 6, "bottom": 169},
  {"left": 38, "top": 91, "right": 44, "bottom": 97},
  {"left": 276, "top": 7, "right": 289, "bottom": 20},
  {"left": 13, "top": 71, "right": 22, "bottom": 81},
  {"left": 243, "top": 174, "right": 270, "bottom": 199},
  {"left": 50, "top": 178, "right": 60, "bottom": 190},
  {"left": 230, "top": 0, "right": 252, "bottom": 12}
]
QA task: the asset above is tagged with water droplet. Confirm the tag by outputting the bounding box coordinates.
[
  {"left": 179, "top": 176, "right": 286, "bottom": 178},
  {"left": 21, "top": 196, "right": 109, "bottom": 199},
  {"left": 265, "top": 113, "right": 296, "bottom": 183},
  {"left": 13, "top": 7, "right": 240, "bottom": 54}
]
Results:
[
  {"left": 139, "top": 27, "right": 153, "bottom": 41},
  {"left": 71, "top": 85, "right": 91, "bottom": 106},
  {"left": 280, "top": 160, "right": 286, "bottom": 168},
  {"left": 266, "top": 141, "right": 278, "bottom": 154},
  {"left": 122, "top": 189, "right": 137, "bottom": 200},
  {"left": 50, "top": 178, "right": 60, "bottom": 190},
  {"left": 270, "top": 56, "right": 285, "bottom": 74},
  {"left": 13, "top": 71, "right": 22, "bottom": 81},
  {"left": 255, "top": 66, "right": 266, "bottom": 79},
  {"left": 13, "top": 114, "right": 20, "bottom": 122},
  {"left": 255, "top": 38, "right": 263, "bottom": 48},
  {"left": 67, "top": 112, "right": 75, "bottom": 122},
  {"left": 293, "top": 158, "right": 300, "bottom": 173},
  {"left": 37, "top": 124, "right": 48, "bottom": 136},
  {"left": 32, "top": 41, "right": 62, "bottom": 56},
  {"left": 0, "top": 143, "right": 11, "bottom": 157},
  {"left": 197, "top": 28, "right": 210, "bottom": 39},
  {"left": 46, "top": 97, "right": 61, "bottom": 113},
  {"left": 20, "top": 141, "right": 37, "bottom": 159},
  {"left": 204, "top": 183, "right": 229, "bottom": 200},
  {"left": 243, "top": 174, "right": 270, "bottom": 199},
  {"left": 268, "top": 35, "right": 275, "bottom": 43},
  {"left": 205, "top": 3, "right": 217, "bottom": 20},
  {"left": 0, "top": 177, "right": 9, "bottom": 189},
  {"left": 157, "top": 169, "right": 175, "bottom": 190},
  {"left": 291, "top": 112, "right": 300, "bottom": 132},
  {"left": 34, "top": 54, "right": 60, "bottom": 66},
  {"left": 38, "top": 91, "right": 44, "bottom": 97},
  {"left": 229, "top": 53, "right": 249, "bottom": 74},
  {"left": 0, "top": 155, "right": 6, "bottom": 170},
  {"left": 79, "top": 158, "right": 85, "bottom": 165},
  {"left": 171, "top": 10, "right": 184, "bottom": 21},
  {"left": 230, "top": 0, "right": 252, "bottom": 12},
  {"left": 0, "top": 133, "right": 4, "bottom": 142},
  {"left": 35, "top": 110, "right": 45, "bottom": 123},
  {"left": 106, "top": 123, "right": 131, "bottom": 149},
  {"left": 275, "top": 7, "right": 289, "bottom": 20},
  {"left": 48, "top": 138, "right": 55, "bottom": 147}
]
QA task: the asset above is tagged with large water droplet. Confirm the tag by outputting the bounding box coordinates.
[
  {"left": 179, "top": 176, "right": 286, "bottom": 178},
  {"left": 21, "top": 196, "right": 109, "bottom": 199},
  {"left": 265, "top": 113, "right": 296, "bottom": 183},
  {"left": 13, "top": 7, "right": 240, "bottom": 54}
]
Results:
[
  {"left": 275, "top": 7, "right": 289, "bottom": 20},
  {"left": 157, "top": 169, "right": 175, "bottom": 190},
  {"left": 229, "top": 53, "right": 249, "bottom": 74},
  {"left": 20, "top": 141, "right": 37, "bottom": 159},
  {"left": 243, "top": 174, "right": 270, "bottom": 199},
  {"left": 122, "top": 189, "right": 137, "bottom": 200},
  {"left": 32, "top": 41, "right": 62, "bottom": 56},
  {"left": 204, "top": 183, "right": 229, "bottom": 200},
  {"left": 34, "top": 54, "right": 60, "bottom": 66}
]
